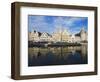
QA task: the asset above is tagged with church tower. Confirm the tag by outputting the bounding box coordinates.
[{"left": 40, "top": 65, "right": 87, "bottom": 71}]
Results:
[{"left": 80, "top": 27, "right": 87, "bottom": 41}]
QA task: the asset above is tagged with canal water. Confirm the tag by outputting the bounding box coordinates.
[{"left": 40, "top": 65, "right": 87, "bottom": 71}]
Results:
[{"left": 28, "top": 45, "right": 88, "bottom": 66}]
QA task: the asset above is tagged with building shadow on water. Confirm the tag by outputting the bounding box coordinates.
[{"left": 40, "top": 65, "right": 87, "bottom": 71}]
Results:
[{"left": 28, "top": 45, "right": 88, "bottom": 66}]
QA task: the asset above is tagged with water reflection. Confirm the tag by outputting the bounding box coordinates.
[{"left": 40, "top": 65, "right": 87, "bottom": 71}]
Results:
[{"left": 28, "top": 45, "right": 88, "bottom": 66}]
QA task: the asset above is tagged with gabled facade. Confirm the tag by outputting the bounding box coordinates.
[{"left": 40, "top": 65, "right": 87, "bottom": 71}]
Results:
[{"left": 28, "top": 27, "right": 87, "bottom": 43}]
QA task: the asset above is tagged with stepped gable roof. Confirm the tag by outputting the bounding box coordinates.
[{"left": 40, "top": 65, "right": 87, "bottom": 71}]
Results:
[{"left": 37, "top": 32, "right": 52, "bottom": 37}]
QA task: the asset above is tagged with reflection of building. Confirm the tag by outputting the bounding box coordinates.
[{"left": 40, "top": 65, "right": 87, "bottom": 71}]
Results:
[
  {"left": 28, "top": 45, "right": 87, "bottom": 58},
  {"left": 28, "top": 27, "right": 87, "bottom": 43}
]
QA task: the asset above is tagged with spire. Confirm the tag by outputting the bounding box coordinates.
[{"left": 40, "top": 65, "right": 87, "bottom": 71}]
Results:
[
  {"left": 80, "top": 27, "right": 85, "bottom": 33},
  {"left": 81, "top": 27, "right": 84, "bottom": 31}
]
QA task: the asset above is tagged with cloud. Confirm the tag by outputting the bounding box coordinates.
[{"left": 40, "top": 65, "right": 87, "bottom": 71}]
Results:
[
  {"left": 53, "top": 16, "right": 86, "bottom": 27},
  {"left": 28, "top": 15, "right": 87, "bottom": 34},
  {"left": 28, "top": 16, "right": 53, "bottom": 33}
]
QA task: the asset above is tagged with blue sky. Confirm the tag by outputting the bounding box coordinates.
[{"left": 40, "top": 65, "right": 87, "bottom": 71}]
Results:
[{"left": 28, "top": 15, "right": 88, "bottom": 34}]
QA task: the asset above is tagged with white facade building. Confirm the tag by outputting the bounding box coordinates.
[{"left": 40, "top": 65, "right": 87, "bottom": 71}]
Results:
[
  {"left": 39, "top": 32, "right": 52, "bottom": 42},
  {"left": 28, "top": 27, "right": 87, "bottom": 43}
]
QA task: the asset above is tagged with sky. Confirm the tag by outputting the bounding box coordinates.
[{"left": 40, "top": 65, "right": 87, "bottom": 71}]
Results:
[{"left": 28, "top": 15, "right": 88, "bottom": 34}]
